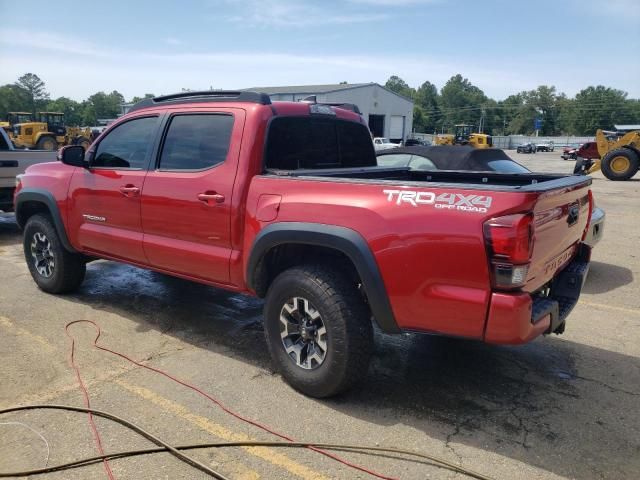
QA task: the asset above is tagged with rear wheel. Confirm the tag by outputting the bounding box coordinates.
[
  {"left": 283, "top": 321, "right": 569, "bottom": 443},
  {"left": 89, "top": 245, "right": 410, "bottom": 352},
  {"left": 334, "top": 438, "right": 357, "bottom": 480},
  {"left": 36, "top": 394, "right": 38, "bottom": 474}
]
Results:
[
  {"left": 264, "top": 265, "right": 373, "bottom": 398},
  {"left": 601, "top": 148, "right": 639, "bottom": 181},
  {"left": 23, "top": 214, "right": 86, "bottom": 293},
  {"left": 35, "top": 136, "right": 57, "bottom": 151}
]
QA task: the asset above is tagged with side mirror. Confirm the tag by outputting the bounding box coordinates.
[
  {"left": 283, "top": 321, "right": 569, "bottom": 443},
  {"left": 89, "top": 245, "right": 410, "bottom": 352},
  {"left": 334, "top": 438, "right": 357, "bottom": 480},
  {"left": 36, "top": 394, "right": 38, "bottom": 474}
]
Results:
[{"left": 58, "top": 145, "right": 88, "bottom": 168}]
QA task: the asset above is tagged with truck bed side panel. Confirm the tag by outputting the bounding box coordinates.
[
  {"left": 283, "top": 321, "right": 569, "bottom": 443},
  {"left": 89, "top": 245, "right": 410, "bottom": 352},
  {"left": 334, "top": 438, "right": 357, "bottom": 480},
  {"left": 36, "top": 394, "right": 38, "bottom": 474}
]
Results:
[{"left": 244, "top": 176, "right": 537, "bottom": 338}]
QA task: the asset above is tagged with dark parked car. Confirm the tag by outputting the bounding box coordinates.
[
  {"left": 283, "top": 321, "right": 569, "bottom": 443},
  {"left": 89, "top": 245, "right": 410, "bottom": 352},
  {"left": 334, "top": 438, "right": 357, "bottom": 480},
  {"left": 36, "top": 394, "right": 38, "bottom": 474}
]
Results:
[
  {"left": 516, "top": 142, "right": 537, "bottom": 154},
  {"left": 403, "top": 138, "right": 430, "bottom": 147}
]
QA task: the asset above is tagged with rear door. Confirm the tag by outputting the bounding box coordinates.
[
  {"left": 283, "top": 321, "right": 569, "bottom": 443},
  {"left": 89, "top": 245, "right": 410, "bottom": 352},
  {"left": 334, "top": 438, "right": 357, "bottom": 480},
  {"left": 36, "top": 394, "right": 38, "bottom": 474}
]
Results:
[
  {"left": 67, "top": 115, "right": 161, "bottom": 263},
  {"left": 140, "top": 109, "right": 244, "bottom": 284}
]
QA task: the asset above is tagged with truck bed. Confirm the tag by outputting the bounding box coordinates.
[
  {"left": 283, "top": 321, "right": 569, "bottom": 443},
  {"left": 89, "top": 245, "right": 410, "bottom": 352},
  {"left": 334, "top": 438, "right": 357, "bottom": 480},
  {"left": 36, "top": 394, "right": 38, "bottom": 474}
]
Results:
[{"left": 265, "top": 166, "right": 591, "bottom": 192}]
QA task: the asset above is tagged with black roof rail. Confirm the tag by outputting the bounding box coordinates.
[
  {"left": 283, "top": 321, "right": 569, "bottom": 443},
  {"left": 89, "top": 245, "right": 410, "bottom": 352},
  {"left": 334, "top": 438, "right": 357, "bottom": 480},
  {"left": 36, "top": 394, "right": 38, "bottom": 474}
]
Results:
[
  {"left": 128, "top": 90, "right": 272, "bottom": 113},
  {"left": 299, "top": 95, "right": 362, "bottom": 115}
]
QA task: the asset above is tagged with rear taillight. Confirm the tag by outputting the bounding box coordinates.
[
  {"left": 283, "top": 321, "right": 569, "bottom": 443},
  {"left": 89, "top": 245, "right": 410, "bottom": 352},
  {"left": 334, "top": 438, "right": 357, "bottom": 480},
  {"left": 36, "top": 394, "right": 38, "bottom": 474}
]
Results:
[{"left": 483, "top": 213, "right": 535, "bottom": 289}]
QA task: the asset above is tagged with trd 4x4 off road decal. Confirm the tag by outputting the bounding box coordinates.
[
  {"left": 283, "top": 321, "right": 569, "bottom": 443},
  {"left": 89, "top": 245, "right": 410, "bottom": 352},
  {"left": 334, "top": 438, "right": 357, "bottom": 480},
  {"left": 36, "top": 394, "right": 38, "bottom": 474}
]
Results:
[{"left": 383, "top": 190, "right": 492, "bottom": 213}]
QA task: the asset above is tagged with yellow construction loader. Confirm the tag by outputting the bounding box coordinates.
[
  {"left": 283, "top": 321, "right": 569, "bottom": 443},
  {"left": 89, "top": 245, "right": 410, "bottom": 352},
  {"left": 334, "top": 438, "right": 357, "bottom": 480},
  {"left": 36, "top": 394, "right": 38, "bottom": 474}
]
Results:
[
  {"left": 1, "top": 112, "right": 33, "bottom": 139},
  {"left": 12, "top": 112, "right": 92, "bottom": 151},
  {"left": 576, "top": 129, "right": 640, "bottom": 180},
  {"left": 435, "top": 124, "right": 492, "bottom": 149}
]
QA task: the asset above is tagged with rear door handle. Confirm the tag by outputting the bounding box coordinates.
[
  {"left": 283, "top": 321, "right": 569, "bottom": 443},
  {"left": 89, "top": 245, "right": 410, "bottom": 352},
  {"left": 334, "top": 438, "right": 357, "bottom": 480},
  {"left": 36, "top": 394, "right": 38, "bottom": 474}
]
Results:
[
  {"left": 197, "top": 192, "right": 225, "bottom": 204},
  {"left": 119, "top": 185, "right": 140, "bottom": 197}
]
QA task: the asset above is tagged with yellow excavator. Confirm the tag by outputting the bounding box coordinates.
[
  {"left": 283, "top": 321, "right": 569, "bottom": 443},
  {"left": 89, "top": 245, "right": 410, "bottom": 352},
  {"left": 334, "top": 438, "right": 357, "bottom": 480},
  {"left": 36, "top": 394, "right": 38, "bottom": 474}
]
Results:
[
  {"left": 12, "top": 112, "right": 92, "bottom": 151},
  {"left": 576, "top": 129, "right": 640, "bottom": 181},
  {"left": 435, "top": 124, "right": 492, "bottom": 149}
]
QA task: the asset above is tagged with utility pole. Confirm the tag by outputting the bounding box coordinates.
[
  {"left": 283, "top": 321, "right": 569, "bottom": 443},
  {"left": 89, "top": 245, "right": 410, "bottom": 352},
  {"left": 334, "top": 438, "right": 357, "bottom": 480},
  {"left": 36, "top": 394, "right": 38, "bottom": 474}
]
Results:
[{"left": 479, "top": 107, "right": 486, "bottom": 133}]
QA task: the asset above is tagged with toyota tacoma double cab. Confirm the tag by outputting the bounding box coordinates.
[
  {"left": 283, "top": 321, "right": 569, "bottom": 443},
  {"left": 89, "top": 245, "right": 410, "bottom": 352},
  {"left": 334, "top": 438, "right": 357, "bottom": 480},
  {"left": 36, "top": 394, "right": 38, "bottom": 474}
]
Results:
[{"left": 15, "top": 91, "right": 593, "bottom": 397}]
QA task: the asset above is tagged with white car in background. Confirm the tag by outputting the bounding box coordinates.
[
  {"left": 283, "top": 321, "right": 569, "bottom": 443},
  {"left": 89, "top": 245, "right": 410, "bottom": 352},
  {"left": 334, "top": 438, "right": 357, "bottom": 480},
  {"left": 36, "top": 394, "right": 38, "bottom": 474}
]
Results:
[{"left": 373, "top": 137, "right": 398, "bottom": 151}]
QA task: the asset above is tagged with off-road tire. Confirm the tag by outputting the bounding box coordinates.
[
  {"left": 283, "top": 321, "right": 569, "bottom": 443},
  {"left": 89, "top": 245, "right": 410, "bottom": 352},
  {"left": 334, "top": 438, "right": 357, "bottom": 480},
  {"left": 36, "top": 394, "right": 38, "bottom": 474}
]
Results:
[
  {"left": 601, "top": 148, "right": 639, "bottom": 181},
  {"left": 23, "top": 214, "right": 86, "bottom": 293},
  {"left": 264, "top": 265, "right": 373, "bottom": 398},
  {"left": 35, "top": 136, "right": 57, "bottom": 151},
  {"left": 74, "top": 136, "right": 91, "bottom": 150}
]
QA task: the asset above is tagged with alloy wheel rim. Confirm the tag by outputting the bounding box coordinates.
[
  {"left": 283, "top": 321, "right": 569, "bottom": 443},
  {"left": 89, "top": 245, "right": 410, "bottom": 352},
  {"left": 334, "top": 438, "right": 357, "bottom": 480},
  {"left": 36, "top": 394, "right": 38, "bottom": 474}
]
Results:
[
  {"left": 279, "top": 297, "right": 328, "bottom": 370},
  {"left": 30, "top": 232, "right": 55, "bottom": 278}
]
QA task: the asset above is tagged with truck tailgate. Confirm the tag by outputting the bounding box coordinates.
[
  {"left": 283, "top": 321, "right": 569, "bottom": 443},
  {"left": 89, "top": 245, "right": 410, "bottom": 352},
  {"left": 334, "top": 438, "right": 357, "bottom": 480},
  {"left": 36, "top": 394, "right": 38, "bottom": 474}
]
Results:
[{"left": 525, "top": 181, "right": 591, "bottom": 292}]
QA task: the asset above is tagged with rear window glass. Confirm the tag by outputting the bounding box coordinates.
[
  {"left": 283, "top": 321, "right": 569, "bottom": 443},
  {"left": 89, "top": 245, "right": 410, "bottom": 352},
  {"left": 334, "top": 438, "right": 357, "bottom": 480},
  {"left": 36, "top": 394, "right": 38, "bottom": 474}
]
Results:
[
  {"left": 159, "top": 114, "right": 233, "bottom": 170},
  {"left": 265, "top": 117, "right": 375, "bottom": 170}
]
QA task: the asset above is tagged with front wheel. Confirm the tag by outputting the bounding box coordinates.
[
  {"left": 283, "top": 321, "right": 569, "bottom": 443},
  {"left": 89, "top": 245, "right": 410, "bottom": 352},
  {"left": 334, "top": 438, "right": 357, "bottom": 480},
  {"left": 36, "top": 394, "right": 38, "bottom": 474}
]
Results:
[
  {"left": 23, "top": 214, "right": 86, "bottom": 293},
  {"left": 601, "top": 148, "right": 639, "bottom": 181},
  {"left": 264, "top": 265, "right": 373, "bottom": 398}
]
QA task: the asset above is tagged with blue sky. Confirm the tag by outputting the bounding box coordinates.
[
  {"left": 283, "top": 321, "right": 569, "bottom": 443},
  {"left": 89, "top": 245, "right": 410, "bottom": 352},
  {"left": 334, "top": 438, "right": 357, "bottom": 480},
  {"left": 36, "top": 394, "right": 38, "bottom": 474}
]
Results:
[{"left": 1, "top": 0, "right": 638, "bottom": 101}]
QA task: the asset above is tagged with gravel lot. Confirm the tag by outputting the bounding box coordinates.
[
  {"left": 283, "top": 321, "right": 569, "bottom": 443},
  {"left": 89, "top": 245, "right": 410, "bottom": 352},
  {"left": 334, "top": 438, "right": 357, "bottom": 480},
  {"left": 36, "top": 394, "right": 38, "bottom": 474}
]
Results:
[{"left": 1, "top": 151, "right": 639, "bottom": 479}]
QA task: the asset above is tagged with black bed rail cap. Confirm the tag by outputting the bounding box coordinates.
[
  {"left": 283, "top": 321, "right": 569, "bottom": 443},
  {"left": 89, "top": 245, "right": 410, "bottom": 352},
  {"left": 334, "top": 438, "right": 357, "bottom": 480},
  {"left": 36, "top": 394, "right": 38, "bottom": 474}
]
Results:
[
  {"left": 299, "top": 95, "right": 362, "bottom": 115},
  {"left": 128, "top": 91, "right": 272, "bottom": 113}
]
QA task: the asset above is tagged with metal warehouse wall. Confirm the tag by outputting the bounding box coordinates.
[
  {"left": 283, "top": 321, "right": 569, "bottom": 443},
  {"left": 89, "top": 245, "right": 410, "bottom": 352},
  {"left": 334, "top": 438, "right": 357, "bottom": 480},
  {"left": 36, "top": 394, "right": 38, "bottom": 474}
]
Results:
[{"left": 269, "top": 85, "right": 414, "bottom": 142}]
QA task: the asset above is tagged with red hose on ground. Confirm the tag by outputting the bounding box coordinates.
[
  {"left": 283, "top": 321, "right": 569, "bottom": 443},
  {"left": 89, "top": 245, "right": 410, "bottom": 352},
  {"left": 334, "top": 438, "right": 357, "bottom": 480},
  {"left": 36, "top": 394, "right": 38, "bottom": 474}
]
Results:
[
  {"left": 65, "top": 320, "right": 397, "bottom": 480},
  {"left": 65, "top": 321, "right": 116, "bottom": 480}
]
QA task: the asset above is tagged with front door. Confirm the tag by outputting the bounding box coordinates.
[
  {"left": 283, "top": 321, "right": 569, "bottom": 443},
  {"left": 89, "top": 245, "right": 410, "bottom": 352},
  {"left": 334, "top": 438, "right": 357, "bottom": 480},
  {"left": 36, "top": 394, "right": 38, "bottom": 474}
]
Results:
[
  {"left": 141, "top": 109, "right": 244, "bottom": 284},
  {"left": 67, "top": 115, "right": 160, "bottom": 264}
]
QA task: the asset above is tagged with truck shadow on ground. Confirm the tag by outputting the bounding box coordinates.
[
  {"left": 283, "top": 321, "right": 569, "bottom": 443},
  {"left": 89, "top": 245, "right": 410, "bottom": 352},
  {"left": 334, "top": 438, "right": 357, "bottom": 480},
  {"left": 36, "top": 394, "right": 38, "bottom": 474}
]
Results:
[
  {"left": 582, "top": 260, "right": 634, "bottom": 294},
  {"left": 62, "top": 260, "right": 640, "bottom": 480}
]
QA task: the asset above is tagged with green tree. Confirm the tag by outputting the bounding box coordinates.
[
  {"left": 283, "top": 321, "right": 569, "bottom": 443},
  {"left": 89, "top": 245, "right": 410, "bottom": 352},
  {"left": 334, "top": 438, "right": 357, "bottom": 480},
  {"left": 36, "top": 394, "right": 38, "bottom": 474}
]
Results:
[
  {"left": 384, "top": 76, "right": 415, "bottom": 100},
  {"left": 0, "top": 84, "right": 30, "bottom": 120},
  {"left": 573, "top": 86, "right": 630, "bottom": 134},
  {"left": 86, "top": 90, "right": 125, "bottom": 120},
  {"left": 439, "top": 74, "right": 487, "bottom": 131},
  {"left": 414, "top": 81, "right": 440, "bottom": 133},
  {"left": 45, "top": 97, "right": 84, "bottom": 126},
  {"left": 15, "top": 73, "right": 49, "bottom": 115},
  {"left": 130, "top": 93, "right": 155, "bottom": 104}
]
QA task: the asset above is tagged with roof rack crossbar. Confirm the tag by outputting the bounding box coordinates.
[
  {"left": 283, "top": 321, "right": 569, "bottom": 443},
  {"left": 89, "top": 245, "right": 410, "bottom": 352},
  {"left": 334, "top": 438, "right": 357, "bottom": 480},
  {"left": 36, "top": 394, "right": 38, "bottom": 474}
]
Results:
[{"left": 128, "top": 90, "right": 271, "bottom": 113}]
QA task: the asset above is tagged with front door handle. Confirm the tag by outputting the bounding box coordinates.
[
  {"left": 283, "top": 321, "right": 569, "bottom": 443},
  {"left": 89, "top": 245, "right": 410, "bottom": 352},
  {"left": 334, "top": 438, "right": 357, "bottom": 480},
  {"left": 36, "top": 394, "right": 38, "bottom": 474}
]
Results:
[
  {"left": 119, "top": 185, "right": 140, "bottom": 197},
  {"left": 197, "top": 192, "right": 225, "bottom": 204}
]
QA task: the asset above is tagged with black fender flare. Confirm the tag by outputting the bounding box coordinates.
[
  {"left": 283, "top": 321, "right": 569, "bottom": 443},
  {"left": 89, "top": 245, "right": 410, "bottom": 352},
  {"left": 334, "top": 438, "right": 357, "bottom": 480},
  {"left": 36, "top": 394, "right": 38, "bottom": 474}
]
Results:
[
  {"left": 15, "top": 188, "right": 77, "bottom": 253},
  {"left": 246, "top": 222, "right": 400, "bottom": 333}
]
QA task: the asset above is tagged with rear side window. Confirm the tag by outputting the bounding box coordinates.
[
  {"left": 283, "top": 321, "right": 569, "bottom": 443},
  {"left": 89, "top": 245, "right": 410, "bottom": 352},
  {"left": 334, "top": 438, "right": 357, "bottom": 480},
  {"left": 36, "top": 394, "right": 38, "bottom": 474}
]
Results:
[
  {"left": 93, "top": 116, "right": 158, "bottom": 169},
  {"left": 159, "top": 114, "right": 234, "bottom": 170},
  {"left": 265, "top": 117, "right": 375, "bottom": 170}
]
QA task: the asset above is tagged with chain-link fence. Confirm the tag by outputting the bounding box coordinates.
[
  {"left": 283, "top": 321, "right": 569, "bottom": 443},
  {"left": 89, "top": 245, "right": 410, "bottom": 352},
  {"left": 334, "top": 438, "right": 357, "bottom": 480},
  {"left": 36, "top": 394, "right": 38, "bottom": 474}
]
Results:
[{"left": 410, "top": 133, "right": 594, "bottom": 150}]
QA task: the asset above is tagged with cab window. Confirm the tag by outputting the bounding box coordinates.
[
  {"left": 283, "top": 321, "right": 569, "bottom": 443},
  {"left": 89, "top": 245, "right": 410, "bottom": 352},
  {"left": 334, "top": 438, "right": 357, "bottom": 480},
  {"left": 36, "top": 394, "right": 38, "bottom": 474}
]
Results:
[
  {"left": 92, "top": 116, "right": 159, "bottom": 169},
  {"left": 158, "top": 114, "right": 234, "bottom": 170}
]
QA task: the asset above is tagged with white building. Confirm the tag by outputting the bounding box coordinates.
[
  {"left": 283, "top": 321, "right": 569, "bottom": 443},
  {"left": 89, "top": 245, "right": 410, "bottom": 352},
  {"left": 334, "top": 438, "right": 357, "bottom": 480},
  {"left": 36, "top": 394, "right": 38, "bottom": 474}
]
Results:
[{"left": 247, "top": 83, "right": 414, "bottom": 143}]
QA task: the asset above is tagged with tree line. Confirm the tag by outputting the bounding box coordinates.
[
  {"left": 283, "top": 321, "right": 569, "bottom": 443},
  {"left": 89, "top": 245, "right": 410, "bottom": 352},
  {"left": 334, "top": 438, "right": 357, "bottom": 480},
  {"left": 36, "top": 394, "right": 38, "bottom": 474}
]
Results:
[
  {"left": 0, "top": 73, "right": 154, "bottom": 126},
  {"left": 2, "top": 72, "right": 638, "bottom": 135},
  {"left": 385, "top": 75, "right": 640, "bottom": 136}
]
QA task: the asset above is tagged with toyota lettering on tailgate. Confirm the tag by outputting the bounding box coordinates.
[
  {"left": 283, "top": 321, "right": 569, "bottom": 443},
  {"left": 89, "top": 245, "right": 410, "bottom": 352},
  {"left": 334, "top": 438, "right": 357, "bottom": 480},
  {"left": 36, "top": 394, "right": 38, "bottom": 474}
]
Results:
[{"left": 383, "top": 189, "right": 492, "bottom": 213}]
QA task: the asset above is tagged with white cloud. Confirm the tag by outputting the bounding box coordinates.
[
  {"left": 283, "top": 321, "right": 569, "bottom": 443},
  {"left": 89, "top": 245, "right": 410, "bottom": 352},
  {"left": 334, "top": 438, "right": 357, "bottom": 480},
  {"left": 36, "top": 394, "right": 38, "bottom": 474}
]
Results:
[
  {"left": 165, "top": 37, "right": 184, "bottom": 46},
  {"left": 348, "top": 0, "right": 439, "bottom": 4},
  {"left": 0, "top": 29, "right": 638, "bottom": 101},
  {"left": 221, "top": 0, "right": 389, "bottom": 27},
  {"left": 577, "top": 0, "right": 640, "bottom": 20}
]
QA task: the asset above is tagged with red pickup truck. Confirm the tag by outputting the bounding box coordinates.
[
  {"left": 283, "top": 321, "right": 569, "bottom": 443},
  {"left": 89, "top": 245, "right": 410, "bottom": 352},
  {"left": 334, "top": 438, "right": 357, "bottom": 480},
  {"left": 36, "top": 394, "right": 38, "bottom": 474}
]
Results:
[{"left": 15, "top": 91, "right": 593, "bottom": 397}]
